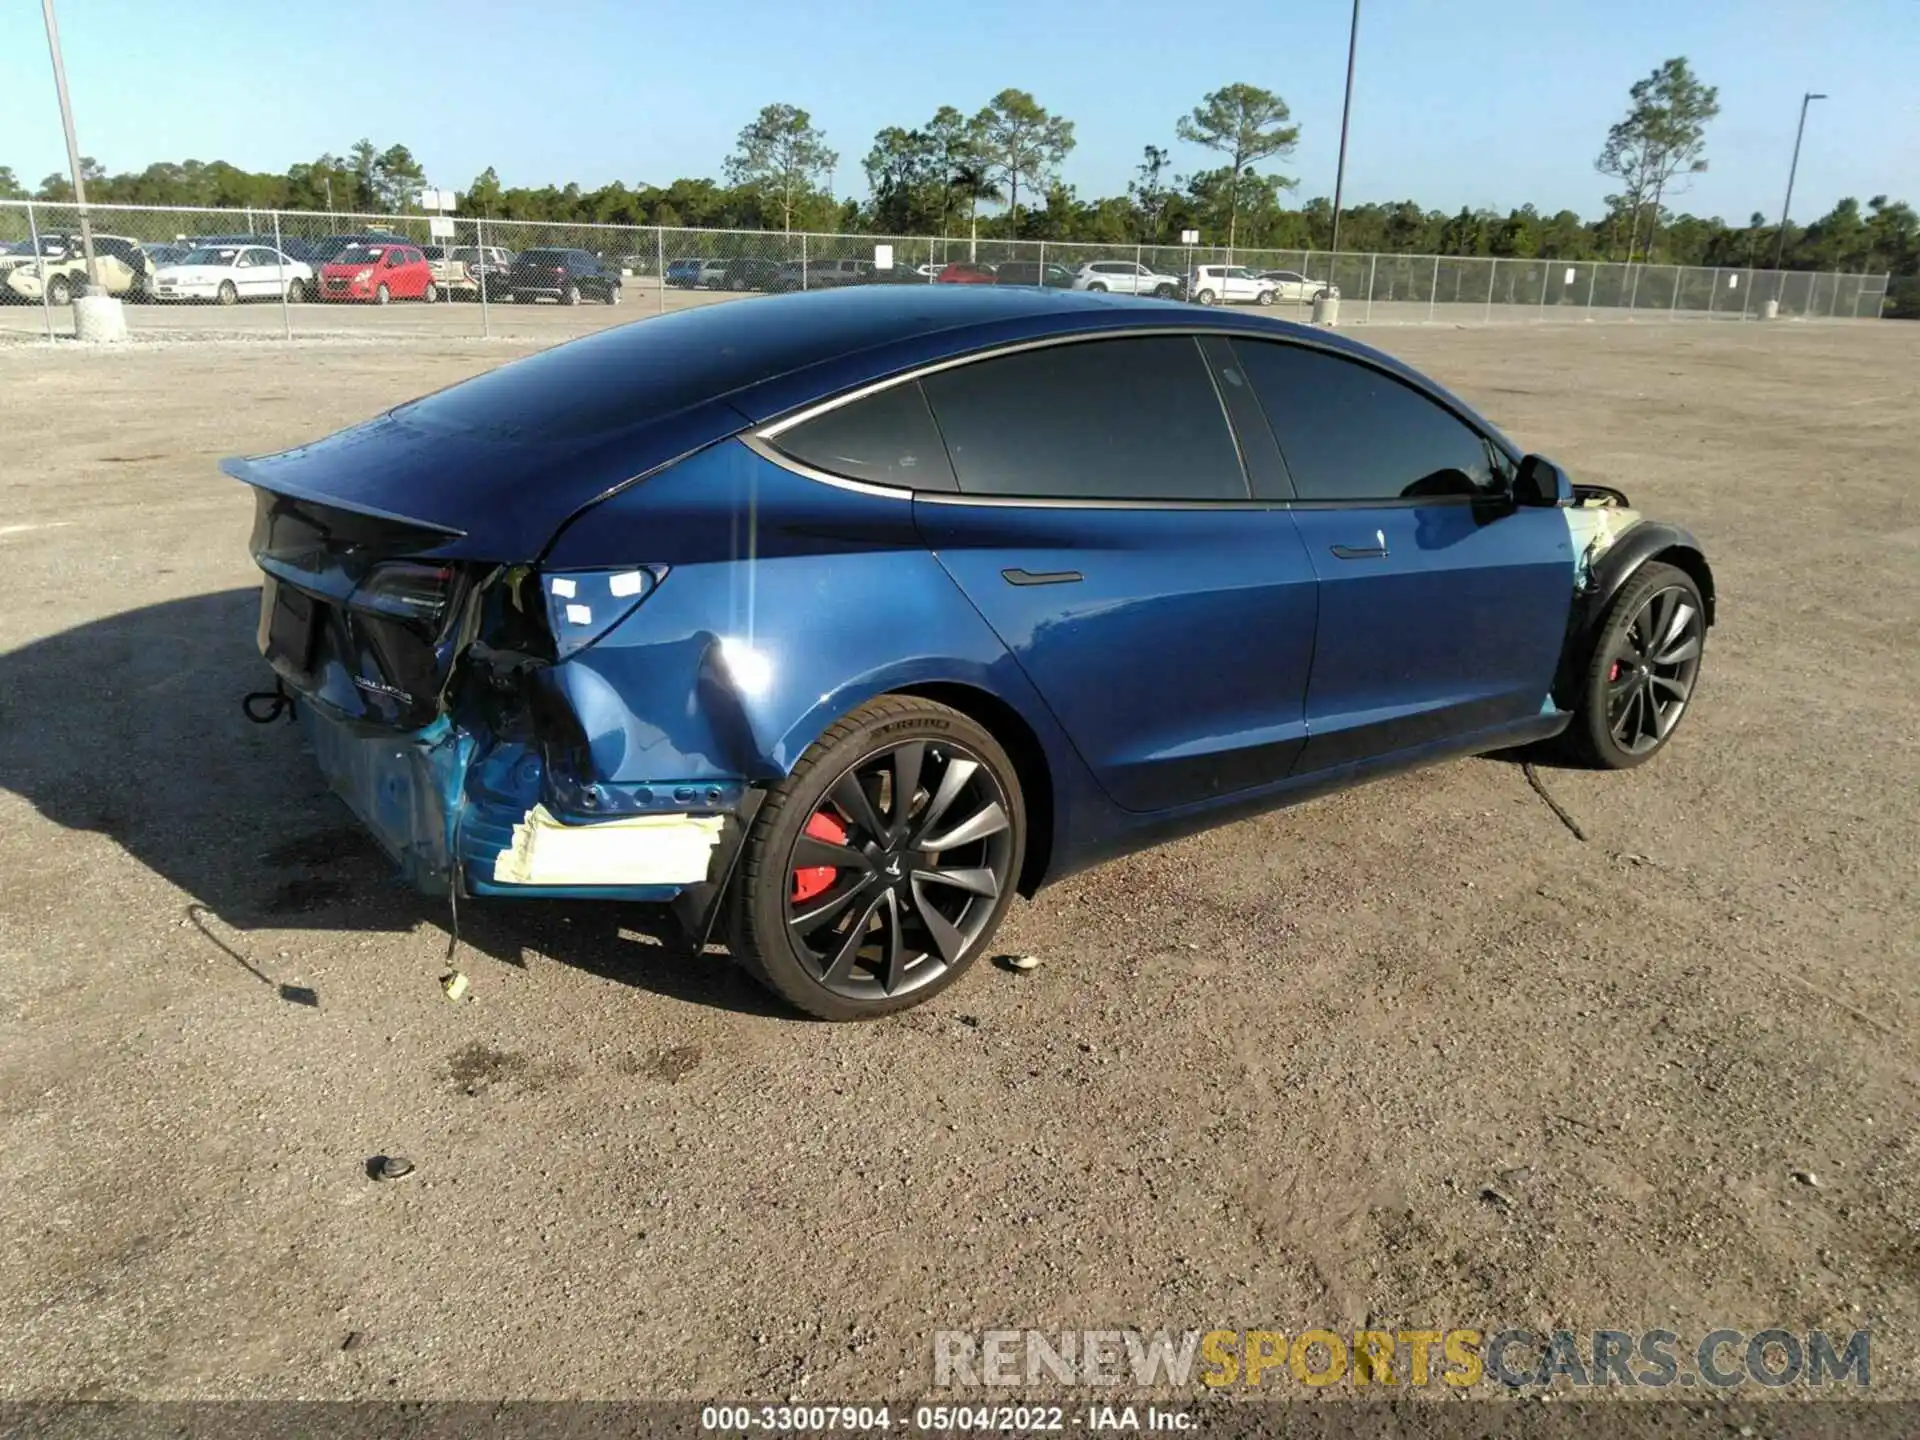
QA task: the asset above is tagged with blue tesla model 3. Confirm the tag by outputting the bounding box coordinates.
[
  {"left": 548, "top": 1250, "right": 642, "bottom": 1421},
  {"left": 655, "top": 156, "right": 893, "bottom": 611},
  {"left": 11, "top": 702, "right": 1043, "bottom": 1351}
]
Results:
[{"left": 233, "top": 287, "right": 1713, "bottom": 1018}]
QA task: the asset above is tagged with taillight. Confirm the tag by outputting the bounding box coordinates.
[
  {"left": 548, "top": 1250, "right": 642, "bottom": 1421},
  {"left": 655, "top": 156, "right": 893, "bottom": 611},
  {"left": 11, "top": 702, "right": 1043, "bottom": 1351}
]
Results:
[
  {"left": 541, "top": 566, "right": 664, "bottom": 658},
  {"left": 349, "top": 561, "right": 456, "bottom": 626}
]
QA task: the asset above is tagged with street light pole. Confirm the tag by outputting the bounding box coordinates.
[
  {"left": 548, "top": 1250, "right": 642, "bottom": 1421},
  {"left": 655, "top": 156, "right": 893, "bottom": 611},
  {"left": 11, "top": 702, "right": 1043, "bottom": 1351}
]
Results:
[
  {"left": 40, "top": 0, "right": 98, "bottom": 292},
  {"left": 1328, "top": 0, "right": 1361, "bottom": 259},
  {"left": 1771, "top": 91, "right": 1826, "bottom": 274}
]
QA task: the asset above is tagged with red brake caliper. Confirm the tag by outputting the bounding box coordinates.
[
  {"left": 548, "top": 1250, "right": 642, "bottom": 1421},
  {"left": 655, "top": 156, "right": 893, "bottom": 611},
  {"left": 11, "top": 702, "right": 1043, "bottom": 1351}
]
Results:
[{"left": 791, "top": 811, "right": 847, "bottom": 903}]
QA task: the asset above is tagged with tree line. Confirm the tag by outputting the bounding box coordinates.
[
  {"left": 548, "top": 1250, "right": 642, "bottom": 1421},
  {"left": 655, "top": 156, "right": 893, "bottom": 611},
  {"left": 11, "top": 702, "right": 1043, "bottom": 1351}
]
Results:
[{"left": 3, "top": 59, "right": 1915, "bottom": 311}]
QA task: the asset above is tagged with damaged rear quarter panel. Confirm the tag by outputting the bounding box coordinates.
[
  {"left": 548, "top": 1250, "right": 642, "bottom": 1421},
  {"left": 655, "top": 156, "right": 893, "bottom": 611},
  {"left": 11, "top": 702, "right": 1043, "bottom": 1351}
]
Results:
[{"left": 534, "top": 438, "right": 1070, "bottom": 789}]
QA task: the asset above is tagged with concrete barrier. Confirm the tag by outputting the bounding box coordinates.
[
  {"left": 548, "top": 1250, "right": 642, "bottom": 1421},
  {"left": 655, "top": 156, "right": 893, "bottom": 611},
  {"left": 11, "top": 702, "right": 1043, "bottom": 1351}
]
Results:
[{"left": 73, "top": 294, "right": 129, "bottom": 343}]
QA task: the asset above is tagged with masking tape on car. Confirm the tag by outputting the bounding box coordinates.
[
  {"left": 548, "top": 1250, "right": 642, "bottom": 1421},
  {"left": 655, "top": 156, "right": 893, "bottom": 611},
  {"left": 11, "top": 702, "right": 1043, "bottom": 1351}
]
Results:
[{"left": 491, "top": 805, "right": 723, "bottom": 887}]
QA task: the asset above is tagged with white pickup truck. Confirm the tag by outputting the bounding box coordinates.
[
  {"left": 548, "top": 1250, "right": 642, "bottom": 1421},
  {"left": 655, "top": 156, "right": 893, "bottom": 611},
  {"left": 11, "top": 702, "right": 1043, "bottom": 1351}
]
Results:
[{"left": 422, "top": 244, "right": 514, "bottom": 300}]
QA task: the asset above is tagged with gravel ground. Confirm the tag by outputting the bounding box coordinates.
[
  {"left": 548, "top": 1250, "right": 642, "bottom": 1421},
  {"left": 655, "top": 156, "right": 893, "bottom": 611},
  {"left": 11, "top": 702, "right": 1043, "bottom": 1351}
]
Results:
[{"left": 0, "top": 320, "right": 1915, "bottom": 1406}]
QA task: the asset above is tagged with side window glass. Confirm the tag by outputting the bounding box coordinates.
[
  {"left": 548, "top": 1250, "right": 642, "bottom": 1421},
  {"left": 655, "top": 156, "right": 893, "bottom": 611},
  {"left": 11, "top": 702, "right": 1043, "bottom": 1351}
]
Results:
[
  {"left": 920, "top": 337, "right": 1247, "bottom": 502},
  {"left": 1229, "top": 340, "right": 1499, "bottom": 502},
  {"left": 771, "top": 381, "right": 958, "bottom": 492}
]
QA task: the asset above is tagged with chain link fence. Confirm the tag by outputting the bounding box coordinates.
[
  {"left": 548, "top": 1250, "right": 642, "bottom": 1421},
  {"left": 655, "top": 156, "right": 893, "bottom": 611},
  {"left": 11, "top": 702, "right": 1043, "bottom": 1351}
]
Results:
[{"left": 0, "top": 199, "right": 1893, "bottom": 343}]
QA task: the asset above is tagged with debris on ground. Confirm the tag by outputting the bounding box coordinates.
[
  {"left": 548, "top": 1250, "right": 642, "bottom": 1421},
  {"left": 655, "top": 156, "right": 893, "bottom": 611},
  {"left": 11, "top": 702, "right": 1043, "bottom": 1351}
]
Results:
[
  {"left": 997, "top": 953, "right": 1041, "bottom": 973},
  {"left": 441, "top": 971, "right": 470, "bottom": 1003},
  {"left": 1793, "top": 1169, "right": 1822, "bottom": 1189},
  {"left": 367, "top": 1155, "right": 416, "bottom": 1182},
  {"left": 1522, "top": 760, "right": 1588, "bottom": 841}
]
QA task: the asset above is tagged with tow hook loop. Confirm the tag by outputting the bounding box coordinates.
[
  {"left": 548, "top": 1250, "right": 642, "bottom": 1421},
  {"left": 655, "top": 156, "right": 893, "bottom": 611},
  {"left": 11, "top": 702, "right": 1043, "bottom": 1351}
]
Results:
[{"left": 242, "top": 680, "right": 296, "bottom": 725}]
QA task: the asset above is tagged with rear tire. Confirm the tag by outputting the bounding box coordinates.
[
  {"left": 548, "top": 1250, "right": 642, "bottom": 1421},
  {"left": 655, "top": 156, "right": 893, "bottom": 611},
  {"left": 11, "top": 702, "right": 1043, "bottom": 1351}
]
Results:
[
  {"left": 606, "top": 285, "right": 621, "bottom": 305},
  {"left": 1565, "top": 561, "right": 1706, "bottom": 770},
  {"left": 216, "top": 280, "right": 238, "bottom": 306},
  {"left": 727, "top": 696, "right": 1026, "bottom": 1021},
  {"left": 1087, "top": 281, "right": 1107, "bottom": 292},
  {"left": 286, "top": 280, "right": 304, "bottom": 304},
  {"left": 1195, "top": 289, "right": 1216, "bottom": 306},
  {"left": 422, "top": 282, "right": 438, "bottom": 304},
  {"left": 564, "top": 283, "right": 581, "bottom": 306}
]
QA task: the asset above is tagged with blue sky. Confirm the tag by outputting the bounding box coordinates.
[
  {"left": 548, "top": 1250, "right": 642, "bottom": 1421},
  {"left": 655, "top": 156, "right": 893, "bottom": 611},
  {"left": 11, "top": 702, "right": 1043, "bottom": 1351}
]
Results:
[{"left": 2, "top": 0, "right": 1915, "bottom": 222}]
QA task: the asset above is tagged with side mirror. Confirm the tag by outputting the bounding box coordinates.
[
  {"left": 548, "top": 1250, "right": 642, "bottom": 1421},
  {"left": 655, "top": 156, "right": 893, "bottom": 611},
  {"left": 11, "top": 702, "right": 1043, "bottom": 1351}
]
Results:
[{"left": 1513, "top": 454, "right": 1573, "bottom": 508}]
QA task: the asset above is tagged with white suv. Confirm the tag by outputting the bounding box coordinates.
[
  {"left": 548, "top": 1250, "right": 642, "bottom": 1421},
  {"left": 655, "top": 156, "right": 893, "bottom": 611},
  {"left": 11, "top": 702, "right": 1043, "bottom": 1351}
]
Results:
[
  {"left": 1072, "top": 260, "right": 1183, "bottom": 298},
  {"left": 1185, "top": 265, "right": 1277, "bottom": 306}
]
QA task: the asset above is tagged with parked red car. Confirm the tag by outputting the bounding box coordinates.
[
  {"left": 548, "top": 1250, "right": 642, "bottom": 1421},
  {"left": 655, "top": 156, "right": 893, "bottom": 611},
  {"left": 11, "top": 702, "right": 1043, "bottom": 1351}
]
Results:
[
  {"left": 934, "top": 262, "right": 999, "bottom": 285},
  {"left": 318, "top": 243, "right": 437, "bottom": 304}
]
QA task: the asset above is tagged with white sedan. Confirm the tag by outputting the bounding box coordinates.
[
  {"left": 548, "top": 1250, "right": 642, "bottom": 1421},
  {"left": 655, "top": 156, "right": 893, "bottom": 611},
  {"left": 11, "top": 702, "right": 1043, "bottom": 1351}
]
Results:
[
  {"left": 151, "top": 244, "right": 314, "bottom": 304},
  {"left": 1257, "top": 269, "right": 1340, "bottom": 302}
]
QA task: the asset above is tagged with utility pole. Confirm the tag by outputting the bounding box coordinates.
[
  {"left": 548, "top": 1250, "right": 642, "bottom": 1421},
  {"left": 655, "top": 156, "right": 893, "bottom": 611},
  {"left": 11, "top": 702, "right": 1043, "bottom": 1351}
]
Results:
[
  {"left": 1772, "top": 92, "right": 1826, "bottom": 275},
  {"left": 1328, "top": 0, "right": 1361, "bottom": 259},
  {"left": 41, "top": 0, "right": 98, "bottom": 291}
]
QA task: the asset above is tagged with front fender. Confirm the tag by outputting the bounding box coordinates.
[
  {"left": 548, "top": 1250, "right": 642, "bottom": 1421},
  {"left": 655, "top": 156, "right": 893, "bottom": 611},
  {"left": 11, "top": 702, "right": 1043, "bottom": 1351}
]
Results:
[
  {"left": 1554, "top": 516, "right": 1716, "bottom": 706},
  {"left": 1585, "top": 519, "right": 1716, "bottom": 628}
]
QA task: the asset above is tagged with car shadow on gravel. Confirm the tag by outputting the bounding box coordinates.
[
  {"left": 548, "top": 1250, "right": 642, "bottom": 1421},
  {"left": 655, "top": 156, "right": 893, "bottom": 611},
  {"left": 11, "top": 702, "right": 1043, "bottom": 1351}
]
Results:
[{"left": 0, "top": 587, "right": 789, "bottom": 1017}]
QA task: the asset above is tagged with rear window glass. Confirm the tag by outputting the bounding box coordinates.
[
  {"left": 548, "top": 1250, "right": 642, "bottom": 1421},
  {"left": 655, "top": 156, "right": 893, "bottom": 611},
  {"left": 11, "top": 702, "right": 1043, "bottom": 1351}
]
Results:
[
  {"left": 772, "top": 382, "right": 956, "bottom": 491},
  {"left": 396, "top": 293, "right": 971, "bottom": 444}
]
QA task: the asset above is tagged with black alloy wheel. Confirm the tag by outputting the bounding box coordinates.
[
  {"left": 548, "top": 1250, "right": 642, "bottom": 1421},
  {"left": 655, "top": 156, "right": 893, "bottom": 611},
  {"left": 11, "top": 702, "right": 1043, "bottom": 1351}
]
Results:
[
  {"left": 1571, "top": 561, "right": 1706, "bottom": 768},
  {"left": 730, "top": 697, "right": 1025, "bottom": 1019}
]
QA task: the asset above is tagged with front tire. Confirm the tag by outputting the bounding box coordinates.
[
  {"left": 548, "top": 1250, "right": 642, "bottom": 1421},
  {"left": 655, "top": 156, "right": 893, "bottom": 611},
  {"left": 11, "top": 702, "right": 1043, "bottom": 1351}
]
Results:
[
  {"left": 422, "top": 281, "right": 438, "bottom": 303},
  {"left": 47, "top": 276, "right": 72, "bottom": 306},
  {"left": 374, "top": 283, "right": 390, "bottom": 306},
  {"left": 728, "top": 696, "right": 1026, "bottom": 1020},
  {"left": 1256, "top": 289, "right": 1277, "bottom": 306},
  {"left": 564, "top": 283, "right": 581, "bottom": 306},
  {"left": 1567, "top": 561, "right": 1706, "bottom": 769}
]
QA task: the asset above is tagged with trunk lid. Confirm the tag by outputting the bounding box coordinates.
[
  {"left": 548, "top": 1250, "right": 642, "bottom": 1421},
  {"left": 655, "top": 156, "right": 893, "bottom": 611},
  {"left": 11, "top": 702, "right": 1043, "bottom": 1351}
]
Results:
[
  {"left": 230, "top": 337, "right": 756, "bottom": 726},
  {"left": 248, "top": 488, "right": 480, "bottom": 729}
]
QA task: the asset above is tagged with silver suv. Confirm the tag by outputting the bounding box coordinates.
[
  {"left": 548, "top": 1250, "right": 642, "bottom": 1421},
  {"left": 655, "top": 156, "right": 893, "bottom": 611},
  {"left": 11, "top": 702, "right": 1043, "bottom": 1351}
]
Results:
[{"left": 1071, "top": 260, "right": 1183, "bottom": 298}]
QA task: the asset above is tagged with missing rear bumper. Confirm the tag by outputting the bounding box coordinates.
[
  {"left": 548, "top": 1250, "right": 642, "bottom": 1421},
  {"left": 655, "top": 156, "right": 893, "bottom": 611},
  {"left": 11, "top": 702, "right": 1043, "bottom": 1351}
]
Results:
[{"left": 490, "top": 805, "right": 724, "bottom": 887}]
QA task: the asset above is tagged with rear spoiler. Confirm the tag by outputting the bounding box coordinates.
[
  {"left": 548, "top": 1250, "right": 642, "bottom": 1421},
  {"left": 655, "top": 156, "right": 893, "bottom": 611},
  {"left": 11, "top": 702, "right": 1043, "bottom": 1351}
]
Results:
[{"left": 220, "top": 457, "right": 468, "bottom": 539}]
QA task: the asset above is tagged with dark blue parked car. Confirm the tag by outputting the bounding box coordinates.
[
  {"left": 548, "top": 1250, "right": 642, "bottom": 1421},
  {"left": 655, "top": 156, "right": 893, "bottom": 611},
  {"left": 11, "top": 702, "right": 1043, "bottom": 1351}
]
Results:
[{"left": 231, "top": 288, "right": 1714, "bottom": 1019}]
